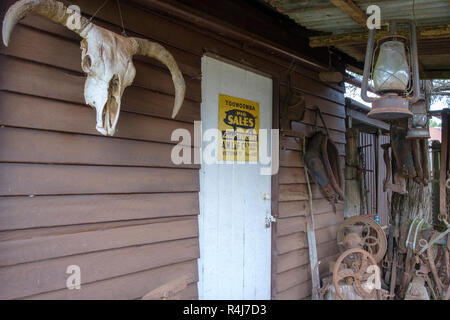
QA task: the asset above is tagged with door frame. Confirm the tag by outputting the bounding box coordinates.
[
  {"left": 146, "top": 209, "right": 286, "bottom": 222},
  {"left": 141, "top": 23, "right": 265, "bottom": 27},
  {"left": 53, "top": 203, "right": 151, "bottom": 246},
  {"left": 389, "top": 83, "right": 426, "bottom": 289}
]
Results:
[
  {"left": 198, "top": 53, "right": 280, "bottom": 299},
  {"left": 270, "top": 77, "right": 279, "bottom": 300}
]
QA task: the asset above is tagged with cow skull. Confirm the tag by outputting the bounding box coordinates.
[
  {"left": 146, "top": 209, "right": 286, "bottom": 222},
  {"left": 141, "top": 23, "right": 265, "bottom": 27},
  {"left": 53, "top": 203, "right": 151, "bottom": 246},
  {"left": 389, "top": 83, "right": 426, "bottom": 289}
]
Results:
[{"left": 3, "top": 0, "right": 185, "bottom": 136}]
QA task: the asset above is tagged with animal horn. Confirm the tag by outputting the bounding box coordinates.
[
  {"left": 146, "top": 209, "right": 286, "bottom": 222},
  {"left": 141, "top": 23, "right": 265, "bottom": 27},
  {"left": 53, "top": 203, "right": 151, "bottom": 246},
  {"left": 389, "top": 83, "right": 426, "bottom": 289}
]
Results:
[
  {"left": 3, "top": 0, "right": 93, "bottom": 47},
  {"left": 132, "top": 38, "right": 186, "bottom": 118}
]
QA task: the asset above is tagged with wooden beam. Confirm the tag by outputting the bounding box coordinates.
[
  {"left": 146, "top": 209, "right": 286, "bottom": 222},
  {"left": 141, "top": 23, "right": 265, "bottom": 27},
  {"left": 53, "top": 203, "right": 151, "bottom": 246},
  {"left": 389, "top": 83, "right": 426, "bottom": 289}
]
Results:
[
  {"left": 345, "top": 74, "right": 375, "bottom": 93},
  {"left": 421, "top": 70, "right": 450, "bottom": 80},
  {"left": 347, "top": 109, "right": 390, "bottom": 132},
  {"left": 330, "top": 0, "right": 367, "bottom": 28},
  {"left": 310, "top": 24, "right": 450, "bottom": 47}
]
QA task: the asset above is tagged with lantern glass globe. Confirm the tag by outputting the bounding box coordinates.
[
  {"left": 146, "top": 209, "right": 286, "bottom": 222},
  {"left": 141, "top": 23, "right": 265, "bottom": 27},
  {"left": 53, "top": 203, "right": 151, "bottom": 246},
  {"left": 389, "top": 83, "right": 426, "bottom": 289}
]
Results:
[{"left": 373, "top": 40, "right": 410, "bottom": 94}]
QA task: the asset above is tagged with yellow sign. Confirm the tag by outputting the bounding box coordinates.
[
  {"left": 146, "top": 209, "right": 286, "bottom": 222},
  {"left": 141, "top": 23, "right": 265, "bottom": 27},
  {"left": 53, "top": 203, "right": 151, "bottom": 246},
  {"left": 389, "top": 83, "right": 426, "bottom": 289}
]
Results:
[{"left": 218, "top": 94, "right": 259, "bottom": 162}]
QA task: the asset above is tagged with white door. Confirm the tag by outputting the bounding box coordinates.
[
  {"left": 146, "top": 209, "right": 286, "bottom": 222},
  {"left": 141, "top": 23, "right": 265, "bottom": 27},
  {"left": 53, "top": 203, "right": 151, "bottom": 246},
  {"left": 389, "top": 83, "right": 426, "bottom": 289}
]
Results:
[{"left": 198, "top": 56, "right": 273, "bottom": 299}]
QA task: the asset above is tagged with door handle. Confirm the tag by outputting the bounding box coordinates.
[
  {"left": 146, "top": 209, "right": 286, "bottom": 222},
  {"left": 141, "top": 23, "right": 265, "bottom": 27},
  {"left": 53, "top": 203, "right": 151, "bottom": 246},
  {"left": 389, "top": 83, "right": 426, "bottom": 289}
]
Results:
[{"left": 265, "top": 215, "right": 276, "bottom": 228}]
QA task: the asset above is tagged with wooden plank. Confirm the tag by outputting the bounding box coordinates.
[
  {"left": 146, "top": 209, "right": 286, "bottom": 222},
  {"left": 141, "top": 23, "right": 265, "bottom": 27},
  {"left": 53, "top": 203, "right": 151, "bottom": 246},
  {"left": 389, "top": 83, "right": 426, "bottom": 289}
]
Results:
[
  {"left": 278, "top": 199, "right": 344, "bottom": 218},
  {"left": 15, "top": 14, "right": 202, "bottom": 78},
  {"left": 0, "top": 127, "right": 199, "bottom": 169},
  {"left": 0, "top": 34, "right": 201, "bottom": 102},
  {"left": 0, "top": 55, "right": 84, "bottom": 102},
  {"left": 123, "top": 86, "right": 200, "bottom": 122},
  {"left": 276, "top": 252, "right": 341, "bottom": 295},
  {"left": 271, "top": 78, "right": 280, "bottom": 300},
  {"left": 279, "top": 184, "right": 308, "bottom": 201},
  {"left": 301, "top": 108, "right": 346, "bottom": 133},
  {"left": 276, "top": 280, "right": 312, "bottom": 300},
  {"left": 0, "top": 193, "right": 198, "bottom": 231},
  {"left": 290, "top": 71, "right": 345, "bottom": 105},
  {"left": 280, "top": 135, "right": 303, "bottom": 151},
  {"left": 277, "top": 216, "right": 306, "bottom": 236},
  {"left": 277, "top": 232, "right": 307, "bottom": 255},
  {"left": 279, "top": 167, "right": 306, "bottom": 184},
  {"left": 330, "top": 0, "right": 367, "bottom": 28},
  {"left": 279, "top": 149, "right": 303, "bottom": 168},
  {"left": 281, "top": 85, "right": 345, "bottom": 118},
  {"left": 179, "top": 282, "right": 198, "bottom": 300},
  {"left": 0, "top": 92, "right": 195, "bottom": 145},
  {"left": 276, "top": 264, "right": 310, "bottom": 293},
  {"left": 280, "top": 135, "right": 345, "bottom": 156},
  {"left": 277, "top": 239, "right": 341, "bottom": 275},
  {"left": 0, "top": 54, "right": 201, "bottom": 117},
  {"left": 317, "top": 240, "right": 340, "bottom": 261},
  {"left": 315, "top": 224, "right": 339, "bottom": 245},
  {"left": 278, "top": 200, "right": 309, "bottom": 218},
  {"left": 25, "top": 260, "right": 198, "bottom": 300},
  {"left": 347, "top": 109, "right": 390, "bottom": 131},
  {"left": 290, "top": 122, "right": 346, "bottom": 144},
  {"left": 0, "top": 237, "right": 199, "bottom": 299},
  {"left": 277, "top": 249, "right": 309, "bottom": 274},
  {"left": 0, "top": 163, "right": 199, "bottom": 196},
  {"left": 440, "top": 110, "right": 449, "bottom": 216},
  {"left": 0, "top": 217, "right": 187, "bottom": 242},
  {"left": 0, "top": 218, "right": 198, "bottom": 267},
  {"left": 279, "top": 184, "right": 326, "bottom": 201},
  {"left": 279, "top": 182, "right": 347, "bottom": 202},
  {"left": 310, "top": 23, "right": 450, "bottom": 47},
  {"left": 314, "top": 212, "right": 345, "bottom": 230}
]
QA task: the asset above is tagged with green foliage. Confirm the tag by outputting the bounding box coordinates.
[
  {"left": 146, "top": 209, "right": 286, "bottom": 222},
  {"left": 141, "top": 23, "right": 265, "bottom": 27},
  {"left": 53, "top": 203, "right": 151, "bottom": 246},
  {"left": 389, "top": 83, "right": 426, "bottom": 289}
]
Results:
[{"left": 429, "top": 119, "right": 442, "bottom": 128}]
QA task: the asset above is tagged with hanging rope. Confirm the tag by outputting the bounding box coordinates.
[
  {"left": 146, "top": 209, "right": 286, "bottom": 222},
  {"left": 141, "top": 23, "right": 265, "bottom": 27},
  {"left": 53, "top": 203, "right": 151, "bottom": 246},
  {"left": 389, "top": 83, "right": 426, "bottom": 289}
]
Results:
[
  {"left": 89, "top": 0, "right": 110, "bottom": 23},
  {"left": 88, "top": 0, "right": 127, "bottom": 37},
  {"left": 116, "top": 0, "right": 127, "bottom": 36}
]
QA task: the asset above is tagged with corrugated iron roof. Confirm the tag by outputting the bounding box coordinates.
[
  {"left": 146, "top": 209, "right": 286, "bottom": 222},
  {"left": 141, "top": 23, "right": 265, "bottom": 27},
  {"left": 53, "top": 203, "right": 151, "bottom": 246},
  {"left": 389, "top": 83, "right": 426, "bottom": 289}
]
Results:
[
  {"left": 265, "top": 0, "right": 450, "bottom": 34},
  {"left": 262, "top": 0, "right": 450, "bottom": 78}
]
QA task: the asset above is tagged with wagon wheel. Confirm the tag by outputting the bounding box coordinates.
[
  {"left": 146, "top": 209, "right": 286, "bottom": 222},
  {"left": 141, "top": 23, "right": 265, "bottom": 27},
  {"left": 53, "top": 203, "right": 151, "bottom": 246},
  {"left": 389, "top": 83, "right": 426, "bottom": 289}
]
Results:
[
  {"left": 337, "top": 216, "right": 387, "bottom": 263},
  {"left": 332, "top": 248, "right": 378, "bottom": 300}
]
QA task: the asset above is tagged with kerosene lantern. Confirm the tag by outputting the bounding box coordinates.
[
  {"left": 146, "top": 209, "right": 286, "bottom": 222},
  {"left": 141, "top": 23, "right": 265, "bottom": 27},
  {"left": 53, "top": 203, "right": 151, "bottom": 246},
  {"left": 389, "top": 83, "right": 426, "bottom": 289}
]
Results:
[
  {"left": 361, "top": 20, "right": 421, "bottom": 119},
  {"left": 406, "top": 99, "right": 430, "bottom": 139}
]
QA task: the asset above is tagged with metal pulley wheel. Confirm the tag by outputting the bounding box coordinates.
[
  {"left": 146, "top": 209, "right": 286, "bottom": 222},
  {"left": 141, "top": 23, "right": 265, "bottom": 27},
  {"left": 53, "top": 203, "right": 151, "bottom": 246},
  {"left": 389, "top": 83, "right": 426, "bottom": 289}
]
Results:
[
  {"left": 332, "top": 248, "right": 378, "bottom": 300},
  {"left": 337, "top": 215, "right": 387, "bottom": 263}
]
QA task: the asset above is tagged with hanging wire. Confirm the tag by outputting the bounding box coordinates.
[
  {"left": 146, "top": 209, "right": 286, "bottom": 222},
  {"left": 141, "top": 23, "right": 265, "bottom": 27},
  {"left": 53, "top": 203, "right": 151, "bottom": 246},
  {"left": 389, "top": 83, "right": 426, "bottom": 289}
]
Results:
[
  {"left": 89, "top": 0, "right": 110, "bottom": 23},
  {"left": 116, "top": 0, "right": 127, "bottom": 37}
]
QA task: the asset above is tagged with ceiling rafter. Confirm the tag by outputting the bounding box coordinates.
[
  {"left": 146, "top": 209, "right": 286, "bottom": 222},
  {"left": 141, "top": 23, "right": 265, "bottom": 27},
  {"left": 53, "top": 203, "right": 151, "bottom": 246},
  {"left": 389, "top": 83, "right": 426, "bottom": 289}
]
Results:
[
  {"left": 330, "top": 0, "right": 367, "bottom": 28},
  {"left": 310, "top": 23, "right": 450, "bottom": 47}
]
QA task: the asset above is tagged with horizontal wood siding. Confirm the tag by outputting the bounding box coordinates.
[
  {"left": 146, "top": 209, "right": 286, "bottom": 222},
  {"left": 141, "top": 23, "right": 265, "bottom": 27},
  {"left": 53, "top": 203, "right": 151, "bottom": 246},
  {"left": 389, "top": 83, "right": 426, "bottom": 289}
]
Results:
[
  {"left": 275, "top": 79, "right": 346, "bottom": 300},
  {"left": 0, "top": 0, "right": 345, "bottom": 299},
  {"left": 0, "top": 0, "right": 202, "bottom": 300}
]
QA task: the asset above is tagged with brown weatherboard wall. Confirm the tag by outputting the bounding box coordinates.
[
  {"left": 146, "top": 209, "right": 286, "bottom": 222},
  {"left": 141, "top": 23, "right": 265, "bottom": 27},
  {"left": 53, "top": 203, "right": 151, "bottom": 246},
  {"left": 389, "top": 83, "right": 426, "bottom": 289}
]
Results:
[{"left": 0, "top": 0, "right": 345, "bottom": 299}]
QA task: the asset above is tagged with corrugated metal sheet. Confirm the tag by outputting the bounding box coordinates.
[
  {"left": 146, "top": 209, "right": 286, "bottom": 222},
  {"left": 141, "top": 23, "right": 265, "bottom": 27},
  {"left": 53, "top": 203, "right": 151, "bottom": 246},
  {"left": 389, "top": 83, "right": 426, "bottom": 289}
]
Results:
[
  {"left": 261, "top": 0, "right": 450, "bottom": 78},
  {"left": 263, "top": 0, "right": 450, "bottom": 35}
]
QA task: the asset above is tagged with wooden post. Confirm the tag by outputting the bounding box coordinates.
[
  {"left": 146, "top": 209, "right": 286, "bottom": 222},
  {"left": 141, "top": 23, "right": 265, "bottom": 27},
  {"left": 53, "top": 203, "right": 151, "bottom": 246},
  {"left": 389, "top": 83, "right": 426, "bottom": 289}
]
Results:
[
  {"left": 440, "top": 110, "right": 449, "bottom": 220},
  {"left": 345, "top": 127, "right": 361, "bottom": 217}
]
